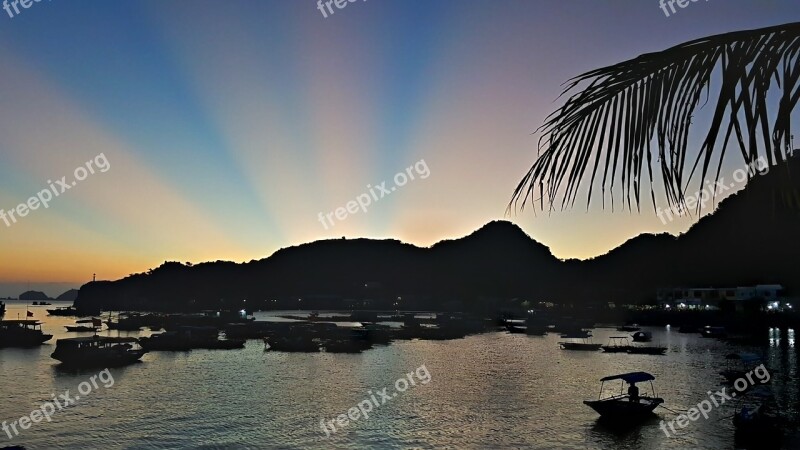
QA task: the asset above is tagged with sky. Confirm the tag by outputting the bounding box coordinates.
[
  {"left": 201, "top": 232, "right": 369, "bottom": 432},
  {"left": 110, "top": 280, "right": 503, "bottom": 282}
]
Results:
[{"left": 0, "top": 0, "right": 797, "bottom": 297}]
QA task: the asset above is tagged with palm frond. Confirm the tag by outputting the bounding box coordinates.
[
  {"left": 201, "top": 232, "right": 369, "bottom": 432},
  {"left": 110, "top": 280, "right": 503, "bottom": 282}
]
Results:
[{"left": 510, "top": 22, "right": 800, "bottom": 214}]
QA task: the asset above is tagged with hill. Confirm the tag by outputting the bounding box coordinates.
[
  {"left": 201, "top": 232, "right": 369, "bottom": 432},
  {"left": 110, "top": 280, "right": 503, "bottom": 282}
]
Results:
[{"left": 74, "top": 156, "right": 800, "bottom": 314}]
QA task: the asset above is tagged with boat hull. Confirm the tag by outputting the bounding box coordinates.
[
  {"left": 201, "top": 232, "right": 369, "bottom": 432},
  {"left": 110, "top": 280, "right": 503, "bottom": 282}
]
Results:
[{"left": 584, "top": 398, "right": 663, "bottom": 419}]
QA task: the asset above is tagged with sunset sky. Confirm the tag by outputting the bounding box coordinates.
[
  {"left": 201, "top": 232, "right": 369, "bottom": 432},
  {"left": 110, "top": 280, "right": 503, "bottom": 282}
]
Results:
[{"left": 0, "top": 1, "right": 797, "bottom": 297}]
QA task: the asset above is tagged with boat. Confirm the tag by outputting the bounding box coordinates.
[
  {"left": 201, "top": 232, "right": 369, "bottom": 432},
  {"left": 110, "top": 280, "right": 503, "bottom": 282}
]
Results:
[
  {"left": 631, "top": 331, "right": 652, "bottom": 342},
  {"left": 139, "top": 326, "right": 244, "bottom": 351},
  {"left": 559, "top": 337, "right": 602, "bottom": 351},
  {"left": 65, "top": 326, "right": 100, "bottom": 332},
  {"left": 616, "top": 323, "right": 641, "bottom": 332},
  {"left": 583, "top": 372, "right": 664, "bottom": 421},
  {"left": 47, "top": 306, "right": 79, "bottom": 316},
  {"left": 51, "top": 336, "right": 146, "bottom": 367},
  {"left": 65, "top": 318, "right": 102, "bottom": 332},
  {"left": 626, "top": 345, "right": 667, "bottom": 355},
  {"left": 602, "top": 336, "right": 633, "bottom": 353},
  {"left": 0, "top": 320, "right": 53, "bottom": 347},
  {"left": 0, "top": 301, "right": 5, "bottom": 316}
]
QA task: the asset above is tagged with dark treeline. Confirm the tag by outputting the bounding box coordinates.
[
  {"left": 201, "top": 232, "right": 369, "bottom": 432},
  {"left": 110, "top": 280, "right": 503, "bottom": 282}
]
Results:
[{"left": 75, "top": 157, "right": 800, "bottom": 315}]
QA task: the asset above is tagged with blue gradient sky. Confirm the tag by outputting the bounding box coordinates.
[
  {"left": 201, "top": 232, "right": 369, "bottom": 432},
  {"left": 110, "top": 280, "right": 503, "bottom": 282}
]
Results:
[{"left": 0, "top": 0, "right": 797, "bottom": 297}]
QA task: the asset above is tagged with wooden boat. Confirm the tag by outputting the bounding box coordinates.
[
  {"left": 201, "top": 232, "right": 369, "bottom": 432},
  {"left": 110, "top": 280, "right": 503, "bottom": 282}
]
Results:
[
  {"left": 51, "top": 336, "right": 146, "bottom": 367},
  {"left": 65, "top": 326, "right": 100, "bottom": 332},
  {"left": 602, "top": 336, "right": 633, "bottom": 353},
  {"left": 139, "top": 327, "right": 244, "bottom": 351},
  {"left": 559, "top": 337, "right": 602, "bottom": 351},
  {"left": 0, "top": 320, "right": 53, "bottom": 347},
  {"left": 583, "top": 372, "right": 664, "bottom": 420},
  {"left": 47, "top": 306, "right": 78, "bottom": 316}
]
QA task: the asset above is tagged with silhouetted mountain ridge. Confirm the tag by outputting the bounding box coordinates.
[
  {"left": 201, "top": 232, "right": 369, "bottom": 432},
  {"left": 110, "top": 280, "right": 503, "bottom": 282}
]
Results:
[{"left": 75, "top": 157, "right": 800, "bottom": 313}]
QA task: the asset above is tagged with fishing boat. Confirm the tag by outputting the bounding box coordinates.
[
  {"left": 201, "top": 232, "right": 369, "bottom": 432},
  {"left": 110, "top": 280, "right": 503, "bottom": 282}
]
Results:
[
  {"left": 65, "top": 318, "right": 102, "bottom": 332},
  {"left": 559, "top": 329, "right": 592, "bottom": 339},
  {"left": 51, "top": 336, "right": 146, "bottom": 367},
  {"left": 583, "top": 372, "right": 664, "bottom": 420},
  {"left": 0, "top": 320, "right": 53, "bottom": 347},
  {"left": 631, "top": 331, "right": 652, "bottom": 342},
  {"left": 559, "top": 337, "right": 602, "bottom": 351},
  {"left": 47, "top": 306, "right": 79, "bottom": 316},
  {"left": 602, "top": 336, "right": 633, "bottom": 353},
  {"left": 617, "top": 323, "right": 641, "bottom": 332},
  {"left": 139, "top": 326, "right": 244, "bottom": 351}
]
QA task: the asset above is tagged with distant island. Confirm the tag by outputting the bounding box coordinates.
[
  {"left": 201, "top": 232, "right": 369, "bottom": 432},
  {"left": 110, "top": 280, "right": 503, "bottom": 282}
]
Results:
[
  {"left": 75, "top": 157, "right": 800, "bottom": 315},
  {"left": 56, "top": 289, "right": 79, "bottom": 302},
  {"left": 19, "top": 290, "right": 52, "bottom": 301}
]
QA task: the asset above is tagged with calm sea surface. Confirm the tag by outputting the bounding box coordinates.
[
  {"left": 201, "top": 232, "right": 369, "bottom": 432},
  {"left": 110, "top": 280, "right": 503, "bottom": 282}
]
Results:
[{"left": 1, "top": 301, "right": 798, "bottom": 449}]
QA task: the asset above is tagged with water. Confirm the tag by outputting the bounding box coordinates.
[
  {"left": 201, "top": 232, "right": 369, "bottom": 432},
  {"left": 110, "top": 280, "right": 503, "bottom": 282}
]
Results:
[{"left": 1, "top": 301, "right": 797, "bottom": 449}]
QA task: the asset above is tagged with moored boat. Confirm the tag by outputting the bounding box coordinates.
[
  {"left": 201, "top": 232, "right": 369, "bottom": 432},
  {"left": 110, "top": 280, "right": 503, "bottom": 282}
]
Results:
[
  {"left": 0, "top": 320, "right": 53, "bottom": 348},
  {"left": 631, "top": 331, "right": 652, "bottom": 342},
  {"left": 617, "top": 323, "right": 641, "bottom": 332},
  {"left": 559, "top": 337, "right": 602, "bottom": 351},
  {"left": 51, "top": 336, "right": 146, "bottom": 367},
  {"left": 583, "top": 372, "right": 664, "bottom": 421},
  {"left": 47, "top": 306, "right": 78, "bottom": 316},
  {"left": 602, "top": 336, "right": 633, "bottom": 353}
]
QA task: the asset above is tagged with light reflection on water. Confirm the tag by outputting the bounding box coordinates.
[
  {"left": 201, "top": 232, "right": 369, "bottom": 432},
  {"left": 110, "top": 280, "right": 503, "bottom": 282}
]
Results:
[{"left": 0, "top": 302, "right": 798, "bottom": 449}]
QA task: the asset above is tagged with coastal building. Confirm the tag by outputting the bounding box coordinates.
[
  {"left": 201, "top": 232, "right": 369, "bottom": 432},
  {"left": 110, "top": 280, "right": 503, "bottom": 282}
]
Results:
[{"left": 657, "top": 284, "right": 786, "bottom": 312}]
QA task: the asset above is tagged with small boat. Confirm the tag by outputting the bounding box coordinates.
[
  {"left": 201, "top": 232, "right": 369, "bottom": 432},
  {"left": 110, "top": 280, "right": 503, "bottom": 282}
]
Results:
[
  {"left": 617, "top": 323, "right": 641, "bottom": 332},
  {"left": 65, "top": 326, "right": 100, "bottom": 332},
  {"left": 559, "top": 337, "right": 602, "bottom": 351},
  {"left": 139, "top": 327, "right": 244, "bottom": 351},
  {"left": 0, "top": 320, "right": 53, "bottom": 348},
  {"left": 631, "top": 331, "right": 652, "bottom": 342},
  {"left": 583, "top": 372, "right": 664, "bottom": 421},
  {"left": 733, "top": 387, "right": 783, "bottom": 448},
  {"left": 602, "top": 336, "right": 633, "bottom": 353},
  {"left": 51, "top": 336, "right": 146, "bottom": 367},
  {"left": 65, "top": 318, "right": 102, "bottom": 332},
  {"left": 47, "top": 306, "right": 79, "bottom": 316},
  {"left": 525, "top": 324, "right": 548, "bottom": 336},
  {"left": 627, "top": 346, "right": 667, "bottom": 355}
]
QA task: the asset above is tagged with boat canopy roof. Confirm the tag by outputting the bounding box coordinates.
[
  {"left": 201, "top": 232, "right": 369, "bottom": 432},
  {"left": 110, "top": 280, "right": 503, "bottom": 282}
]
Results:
[{"left": 600, "top": 371, "right": 656, "bottom": 383}]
